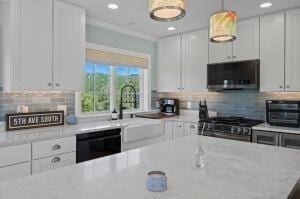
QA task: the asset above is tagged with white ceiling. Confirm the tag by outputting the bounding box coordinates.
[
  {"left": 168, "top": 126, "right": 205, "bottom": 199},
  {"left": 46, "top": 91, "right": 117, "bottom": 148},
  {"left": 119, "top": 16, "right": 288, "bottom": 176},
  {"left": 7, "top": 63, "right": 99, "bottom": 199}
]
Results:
[{"left": 63, "top": 0, "right": 300, "bottom": 39}]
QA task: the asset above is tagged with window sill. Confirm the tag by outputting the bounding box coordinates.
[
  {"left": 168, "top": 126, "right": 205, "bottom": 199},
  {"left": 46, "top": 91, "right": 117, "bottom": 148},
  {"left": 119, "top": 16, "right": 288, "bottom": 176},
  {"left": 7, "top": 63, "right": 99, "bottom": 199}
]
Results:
[{"left": 76, "top": 109, "right": 155, "bottom": 119}]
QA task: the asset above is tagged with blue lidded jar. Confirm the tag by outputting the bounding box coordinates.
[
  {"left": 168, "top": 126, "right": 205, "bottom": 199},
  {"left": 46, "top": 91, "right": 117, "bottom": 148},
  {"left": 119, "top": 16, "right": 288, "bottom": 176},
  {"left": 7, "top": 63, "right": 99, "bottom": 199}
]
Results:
[{"left": 146, "top": 171, "right": 167, "bottom": 192}]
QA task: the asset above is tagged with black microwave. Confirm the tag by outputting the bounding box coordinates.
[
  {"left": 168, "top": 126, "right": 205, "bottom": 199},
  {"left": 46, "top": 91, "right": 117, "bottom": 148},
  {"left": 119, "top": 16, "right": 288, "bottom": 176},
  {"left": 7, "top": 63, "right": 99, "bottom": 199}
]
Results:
[
  {"left": 266, "top": 100, "right": 300, "bottom": 128},
  {"left": 207, "top": 60, "right": 260, "bottom": 91}
]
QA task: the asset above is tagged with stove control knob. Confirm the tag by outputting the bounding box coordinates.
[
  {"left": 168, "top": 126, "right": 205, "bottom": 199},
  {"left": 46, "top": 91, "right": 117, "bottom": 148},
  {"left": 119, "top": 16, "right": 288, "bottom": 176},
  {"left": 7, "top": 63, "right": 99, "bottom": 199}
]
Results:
[
  {"left": 243, "top": 128, "right": 250, "bottom": 135},
  {"left": 236, "top": 127, "right": 242, "bottom": 134}
]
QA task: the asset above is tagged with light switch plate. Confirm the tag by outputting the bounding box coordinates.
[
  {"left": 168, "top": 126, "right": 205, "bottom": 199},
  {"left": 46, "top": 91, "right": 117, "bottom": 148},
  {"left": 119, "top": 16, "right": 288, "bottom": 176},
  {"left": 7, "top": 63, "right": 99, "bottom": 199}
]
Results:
[{"left": 187, "top": 102, "right": 192, "bottom": 109}]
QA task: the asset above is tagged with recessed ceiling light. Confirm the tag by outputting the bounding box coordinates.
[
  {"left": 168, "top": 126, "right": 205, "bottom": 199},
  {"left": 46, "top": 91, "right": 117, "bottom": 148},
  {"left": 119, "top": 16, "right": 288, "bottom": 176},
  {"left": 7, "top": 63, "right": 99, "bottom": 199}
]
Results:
[
  {"left": 168, "top": 27, "right": 176, "bottom": 31},
  {"left": 108, "top": 3, "right": 119, "bottom": 10},
  {"left": 260, "top": 2, "right": 272, "bottom": 8}
]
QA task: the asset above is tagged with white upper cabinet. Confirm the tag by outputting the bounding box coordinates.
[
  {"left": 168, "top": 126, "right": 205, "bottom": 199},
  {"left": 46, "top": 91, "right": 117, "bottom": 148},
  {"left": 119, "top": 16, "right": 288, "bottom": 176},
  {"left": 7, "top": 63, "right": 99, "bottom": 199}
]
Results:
[
  {"left": 209, "top": 18, "right": 259, "bottom": 63},
  {"left": 285, "top": 9, "right": 300, "bottom": 92},
  {"left": 182, "top": 29, "right": 208, "bottom": 91},
  {"left": 13, "top": 0, "right": 53, "bottom": 90},
  {"left": 209, "top": 42, "right": 232, "bottom": 63},
  {"left": 1, "top": 0, "right": 85, "bottom": 91},
  {"left": 53, "top": 0, "right": 85, "bottom": 91},
  {"left": 233, "top": 18, "right": 260, "bottom": 61},
  {"left": 260, "top": 13, "right": 285, "bottom": 92},
  {"left": 157, "top": 35, "right": 182, "bottom": 92}
]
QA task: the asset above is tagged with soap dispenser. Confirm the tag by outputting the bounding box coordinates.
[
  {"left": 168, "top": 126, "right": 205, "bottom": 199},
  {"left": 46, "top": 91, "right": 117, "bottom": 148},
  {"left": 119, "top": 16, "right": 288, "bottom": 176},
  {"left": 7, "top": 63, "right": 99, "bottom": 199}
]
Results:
[{"left": 112, "top": 109, "right": 118, "bottom": 120}]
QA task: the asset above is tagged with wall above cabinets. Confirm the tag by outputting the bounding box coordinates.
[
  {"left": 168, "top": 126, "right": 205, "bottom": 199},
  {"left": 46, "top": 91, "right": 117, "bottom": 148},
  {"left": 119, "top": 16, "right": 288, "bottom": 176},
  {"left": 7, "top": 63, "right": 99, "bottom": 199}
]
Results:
[{"left": 0, "top": 0, "right": 85, "bottom": 92}]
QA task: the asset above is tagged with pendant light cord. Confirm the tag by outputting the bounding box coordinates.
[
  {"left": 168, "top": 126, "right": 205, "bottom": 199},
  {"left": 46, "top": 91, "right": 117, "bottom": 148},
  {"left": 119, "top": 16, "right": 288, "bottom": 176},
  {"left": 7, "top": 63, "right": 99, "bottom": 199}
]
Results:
[{"left": 221, "top": 0, "right": 224, "bottom": 10}]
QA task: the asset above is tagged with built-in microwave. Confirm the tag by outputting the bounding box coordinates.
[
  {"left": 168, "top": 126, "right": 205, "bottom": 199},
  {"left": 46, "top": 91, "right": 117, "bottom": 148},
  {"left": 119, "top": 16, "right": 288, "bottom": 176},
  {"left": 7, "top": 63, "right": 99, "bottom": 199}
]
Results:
[
  {"left": 266, "top": 100, "right": 300, "bottom": 128},
  {"left": 207, "top": 60, "right": 260, "bottom": 91}
]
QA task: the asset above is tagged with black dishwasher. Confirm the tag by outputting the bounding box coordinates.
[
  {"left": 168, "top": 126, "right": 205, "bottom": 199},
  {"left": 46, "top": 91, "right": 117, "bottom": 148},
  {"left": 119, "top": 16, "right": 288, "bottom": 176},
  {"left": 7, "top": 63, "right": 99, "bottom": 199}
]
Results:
[{"left": 76, "top": 128, "right": 121, "bottom": 163}]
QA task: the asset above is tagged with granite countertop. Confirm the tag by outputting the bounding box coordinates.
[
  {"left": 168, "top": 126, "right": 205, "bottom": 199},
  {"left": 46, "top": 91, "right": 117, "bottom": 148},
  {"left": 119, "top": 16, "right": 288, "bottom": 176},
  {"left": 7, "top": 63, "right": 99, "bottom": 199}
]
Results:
[
  {"left": 0, "top": 136, "right": 299, "bottom": 199},
  {"left": 0, "top": 121, "right": 127, "bottom": 147},
  {"left": 253, "top": 123, "right": 300, "bottom": 135}
]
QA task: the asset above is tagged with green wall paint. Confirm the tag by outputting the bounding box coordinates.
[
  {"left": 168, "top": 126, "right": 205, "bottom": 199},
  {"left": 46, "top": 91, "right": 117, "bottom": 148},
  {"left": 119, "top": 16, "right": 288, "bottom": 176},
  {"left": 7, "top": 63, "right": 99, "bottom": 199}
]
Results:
[{"left": 86, "top": 24, "right": 157, "bottom": 89}]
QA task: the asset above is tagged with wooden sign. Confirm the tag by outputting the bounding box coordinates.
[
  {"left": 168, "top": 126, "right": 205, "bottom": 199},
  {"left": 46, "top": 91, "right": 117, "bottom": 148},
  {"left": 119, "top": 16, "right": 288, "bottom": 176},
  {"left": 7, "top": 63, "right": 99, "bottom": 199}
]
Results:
[{"left": 5, "top": 111, "right": 64, "bottom": 131}]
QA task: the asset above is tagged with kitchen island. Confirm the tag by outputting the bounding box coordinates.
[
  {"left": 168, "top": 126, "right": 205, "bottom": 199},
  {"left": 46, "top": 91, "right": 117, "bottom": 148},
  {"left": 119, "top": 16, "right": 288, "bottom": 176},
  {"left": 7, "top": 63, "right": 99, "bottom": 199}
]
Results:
[{"left": 0, "top": 136, "right": 300, "bottom": 199}]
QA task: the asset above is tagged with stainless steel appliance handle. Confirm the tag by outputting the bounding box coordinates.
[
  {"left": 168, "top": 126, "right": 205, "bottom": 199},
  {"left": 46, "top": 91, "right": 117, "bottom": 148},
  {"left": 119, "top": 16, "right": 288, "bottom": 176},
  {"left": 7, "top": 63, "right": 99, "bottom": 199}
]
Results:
[{"left": 203, "top": 131, "right": 250, "bottom": 142}]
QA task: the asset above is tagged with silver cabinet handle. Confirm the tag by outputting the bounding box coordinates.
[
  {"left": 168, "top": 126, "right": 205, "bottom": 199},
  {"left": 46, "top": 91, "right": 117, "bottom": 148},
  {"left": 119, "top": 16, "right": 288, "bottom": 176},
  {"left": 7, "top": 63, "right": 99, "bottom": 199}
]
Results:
[
  {"left": 56, "top": 83, "right": 60, "bottom": 87},
  {"left": 279, "top": 85, "right": 283, "bottom": 89},
  {"left": 52, "top": 144, "right": 61, "bottom": 151},
  {"left": 178, "top": 125, "right": 182, "bottom": 128},
  {"left": 227, "top": 56, "right": 231, "bottom": 59},
  {"left": 286, "top": 85, "right": 290, "bottom": 88},
  {"left": 190, "top": 125, "right": 195, "bottom": 129},
  {"left": 48, "top": 83, "right": 52, "bottom": 87},
  {"left": 232, "top": 56, "right": 237, "bottom": 58},
  {"left": 51, "top": 157, "right": 61, "bottom": 164}
]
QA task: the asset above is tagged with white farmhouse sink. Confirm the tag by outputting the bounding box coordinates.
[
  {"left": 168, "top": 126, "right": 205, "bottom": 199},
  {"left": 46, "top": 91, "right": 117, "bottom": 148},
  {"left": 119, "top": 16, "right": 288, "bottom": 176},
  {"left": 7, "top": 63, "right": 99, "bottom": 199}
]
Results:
[{"left": 111, "top": 118, "right": 164, "bottom": 149}]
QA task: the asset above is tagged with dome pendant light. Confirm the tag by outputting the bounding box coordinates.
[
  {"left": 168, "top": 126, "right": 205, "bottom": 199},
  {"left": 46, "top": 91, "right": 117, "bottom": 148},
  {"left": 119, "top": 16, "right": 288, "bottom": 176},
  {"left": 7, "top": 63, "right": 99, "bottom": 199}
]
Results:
[
  {"left": 210, "top": 0, "right": 237, "bottom": 43},
  {"left": 149, "top": 0, "right": 186, "bottom": 22}
]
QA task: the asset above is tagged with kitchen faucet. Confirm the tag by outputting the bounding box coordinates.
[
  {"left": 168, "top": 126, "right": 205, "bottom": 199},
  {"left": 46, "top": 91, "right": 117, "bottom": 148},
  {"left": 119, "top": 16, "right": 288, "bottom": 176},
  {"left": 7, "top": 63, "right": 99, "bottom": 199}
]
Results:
[{"left": 119, "top": 85, "right": 137, "bottom": 119}]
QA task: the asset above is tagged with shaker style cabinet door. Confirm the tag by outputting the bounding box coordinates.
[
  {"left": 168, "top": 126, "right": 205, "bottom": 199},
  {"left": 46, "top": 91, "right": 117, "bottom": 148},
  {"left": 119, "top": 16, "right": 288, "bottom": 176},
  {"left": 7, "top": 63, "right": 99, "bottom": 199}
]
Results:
[
  {"left": 209, "top": 42, "right": 232, "bottom": 63},
  {"left": 252, "top": 130, "right": 278, "bottom": 146},
  {"left": 172, "top": 122, "right": 184, "bottom": 139},
  {"left": 53, "top": 0, "right": 85, "bottom": 91},
  {"left": 182, "top": 29, "right": 208, "bottom": 92},
  {"left": 232, "top": 18, "right": 260, "bottom": 62},
  {"left": 157, "top": 35, "right": 182, "bottom": 92},
  {"left": 260, "top": 13, "right": 285, "bottom": 92},
  {"left": 164, "top": 121, "right": 173, "bottom": 141},
  {"left": 285, "top": 9, "right": 300, "bottom": 92},
  {"left": 12, "top": 0, "right": 53, "bottom": 90},
  {"left": 280, "top": 133, "right": 300, "bottom": 150}
]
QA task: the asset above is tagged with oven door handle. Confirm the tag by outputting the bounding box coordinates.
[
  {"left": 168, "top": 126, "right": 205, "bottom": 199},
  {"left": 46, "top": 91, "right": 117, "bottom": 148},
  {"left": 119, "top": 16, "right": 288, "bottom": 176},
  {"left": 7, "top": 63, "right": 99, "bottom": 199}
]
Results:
[
  {"left": 203, "top": 131, "right": 250, "bottom": 142},
  {"left": 77, "top": 134, "right": 121, "bottom": 143}
]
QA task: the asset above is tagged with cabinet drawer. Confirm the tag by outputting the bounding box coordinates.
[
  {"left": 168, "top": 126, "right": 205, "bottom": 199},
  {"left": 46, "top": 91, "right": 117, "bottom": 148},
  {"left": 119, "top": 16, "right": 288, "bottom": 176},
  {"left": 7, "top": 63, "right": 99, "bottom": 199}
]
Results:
[
  {"left": 0, "top": 144, "right": 31, "bottom": 167},
  {"left": 0, "top": 162, "right": 31, "bottom": 182},
  {"left": 32, "top": 152, "right": 76, "bottom": 174},
  {"left": 32, "top": 136, "right": 76, "bottom": 159}
]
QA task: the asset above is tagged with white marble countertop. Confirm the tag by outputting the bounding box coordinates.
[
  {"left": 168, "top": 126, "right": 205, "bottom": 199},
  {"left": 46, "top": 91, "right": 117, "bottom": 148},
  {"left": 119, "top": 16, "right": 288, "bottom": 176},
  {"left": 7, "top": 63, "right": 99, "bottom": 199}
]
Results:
[
  {"left": 0, "top": 120, "right": 127, "bottom": 147},
  {"left": 253, "top": 123, "right": 300, "bottom": 135},
  {"left": 0, "top": 136, "right": 299, "bottom": 199}
]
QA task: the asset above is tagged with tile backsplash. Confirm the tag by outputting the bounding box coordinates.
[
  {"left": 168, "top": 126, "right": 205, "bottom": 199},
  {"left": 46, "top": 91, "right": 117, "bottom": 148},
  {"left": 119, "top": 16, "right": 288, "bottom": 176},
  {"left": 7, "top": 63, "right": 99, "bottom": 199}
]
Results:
[
  {"left": 158, "top": 91, "right": 300, "bottom": 120},
  {"left": 0, "top": 92, "right": 75, "bottom": 121}
]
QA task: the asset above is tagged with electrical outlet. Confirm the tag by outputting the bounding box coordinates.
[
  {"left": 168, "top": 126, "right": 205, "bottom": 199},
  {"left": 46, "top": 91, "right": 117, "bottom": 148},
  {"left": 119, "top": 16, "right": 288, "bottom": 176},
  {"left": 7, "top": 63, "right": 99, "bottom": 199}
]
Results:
[
  {"left": 187, "top": 102, "right": 192, "bottom": 109},
  {"left": 16, "top": 105, "right": 29, "bottom": 113},
  {"left": 57, "top": 105, "right": 67, "bottom": 116}
]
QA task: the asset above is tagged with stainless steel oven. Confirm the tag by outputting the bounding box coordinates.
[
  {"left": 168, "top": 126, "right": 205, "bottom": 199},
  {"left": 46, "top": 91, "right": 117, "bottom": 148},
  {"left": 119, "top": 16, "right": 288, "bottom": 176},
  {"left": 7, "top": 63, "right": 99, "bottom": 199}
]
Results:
[
  {"left": 76, "top": 128, "right": 121, "bottom": 163},
  {"left": 266, "top": 100, "right": 300, "bottom": 128}
]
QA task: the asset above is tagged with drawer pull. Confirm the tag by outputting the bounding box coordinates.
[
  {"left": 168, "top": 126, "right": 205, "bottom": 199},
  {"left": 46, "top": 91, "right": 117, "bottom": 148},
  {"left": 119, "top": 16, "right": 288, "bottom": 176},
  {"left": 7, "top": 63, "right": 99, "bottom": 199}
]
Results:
[
  {"left": 51, "top": 157, "right": 61, "bottom": 163},
  {"left": 52, "top": 144, "right": 61, "bottom": 151},
  {"left": 190, "top": 125, "right": 195, "bottom": 129}
]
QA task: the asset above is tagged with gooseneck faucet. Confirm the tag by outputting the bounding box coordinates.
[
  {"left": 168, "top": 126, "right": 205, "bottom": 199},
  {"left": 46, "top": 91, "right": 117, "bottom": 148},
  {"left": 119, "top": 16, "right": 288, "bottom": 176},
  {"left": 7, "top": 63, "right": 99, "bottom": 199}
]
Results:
[{"left": 119, "top": 85, "right": 137, "bottom": 119}]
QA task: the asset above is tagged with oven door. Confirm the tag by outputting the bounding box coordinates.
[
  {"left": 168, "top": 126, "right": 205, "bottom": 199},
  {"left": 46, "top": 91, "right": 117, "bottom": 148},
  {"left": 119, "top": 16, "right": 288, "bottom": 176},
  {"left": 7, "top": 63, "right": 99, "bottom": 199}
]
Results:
[
  {"left": 203, "top": 131, "right": 251, "bottom": 142},
  {"left": 76, "top": 129, "right": 121, "bottom": 163}
]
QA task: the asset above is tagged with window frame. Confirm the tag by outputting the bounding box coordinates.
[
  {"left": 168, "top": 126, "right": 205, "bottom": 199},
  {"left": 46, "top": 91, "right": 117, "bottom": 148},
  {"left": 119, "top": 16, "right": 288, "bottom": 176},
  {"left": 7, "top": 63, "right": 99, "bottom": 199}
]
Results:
[{"left": 75, "top": 43, "right": 151, "bottom": 117}]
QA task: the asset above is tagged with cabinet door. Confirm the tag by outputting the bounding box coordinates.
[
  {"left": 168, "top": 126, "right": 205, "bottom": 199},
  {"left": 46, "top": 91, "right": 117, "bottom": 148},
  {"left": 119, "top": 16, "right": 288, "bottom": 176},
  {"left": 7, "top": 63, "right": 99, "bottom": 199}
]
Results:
[
  {"left": 182, "top": 29, "right": 208, "bottom": 91},
  {"left": 232, "top": 18, "right": 259, "bottom": 61},
  {"left": 12, "top": 0, "right": 53, "bottom": 90},
  {"left": 286, "top": 9, "right": 300, "bottom": 92},
  {"left": 164, "top": 121, "right": 173, "bottom": 141},
  {"left": 157, "top": 35, "right": 182, "bottom": 92},
  {"left": 209, "top": 42, "right": 232, "bottom": 63},
  {"left": 252, "top": 130, "right": 278, "bottom": 146},
  {"left": 172, "top": 121, "right": 184, "bottom": 139},
  {"left": 281, "top": 133, "right": 300, "bottom": 150},
  {"left": 0, "top": 162, "right": 31, "bottom": 182},
  {"left": 260, "top": 13, "right": 285, "bottom": 92},
  {"left": 184, "top": 122, "right": 198, "bottom": 136},
  {"left": 53, "top": 0, "right": 85, "bottom": 91}
]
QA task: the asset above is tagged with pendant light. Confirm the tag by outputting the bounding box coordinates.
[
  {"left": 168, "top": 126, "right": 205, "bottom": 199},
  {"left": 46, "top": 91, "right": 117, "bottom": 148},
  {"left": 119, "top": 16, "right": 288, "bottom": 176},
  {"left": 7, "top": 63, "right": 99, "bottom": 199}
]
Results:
[
  {"left": 149, "top": 0, "right": 186, "bottom": 22},
  {"left": 210, "top": 0, "right": 237, "bottom": 43}
]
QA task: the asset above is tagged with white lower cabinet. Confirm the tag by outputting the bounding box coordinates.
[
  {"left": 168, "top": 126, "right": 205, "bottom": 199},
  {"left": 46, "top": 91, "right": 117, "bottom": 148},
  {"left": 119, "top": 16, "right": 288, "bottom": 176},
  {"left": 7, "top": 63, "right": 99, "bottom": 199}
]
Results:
[
  {"left": 32, "top": 152, "right": 76, "bottom": 174},
  {"left": 172, "top": 122, "right": 184, "bottom": 139},
  {"left": 0, "top": 162, "right": 31, "bottom": 182},
  {"left": 164, "top": 121, "right": 173, "bottom": 141},
  {"left": 184, "top": 122, "right": 198, "bottom": 136}
]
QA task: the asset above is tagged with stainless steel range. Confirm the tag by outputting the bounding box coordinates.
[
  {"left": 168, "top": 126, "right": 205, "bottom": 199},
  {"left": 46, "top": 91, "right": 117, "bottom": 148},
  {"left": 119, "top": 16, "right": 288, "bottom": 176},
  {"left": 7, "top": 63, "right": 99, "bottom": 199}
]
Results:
[{"left": 198, "top": 117, "right": 264, "bottom": 142}]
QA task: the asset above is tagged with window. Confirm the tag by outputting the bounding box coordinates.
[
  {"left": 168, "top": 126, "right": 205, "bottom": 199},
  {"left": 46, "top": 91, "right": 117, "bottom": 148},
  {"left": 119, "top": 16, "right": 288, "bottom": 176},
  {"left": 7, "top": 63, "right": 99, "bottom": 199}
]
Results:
[{"left": 80, "top": 63, "right": 146, "bottom": 114}]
